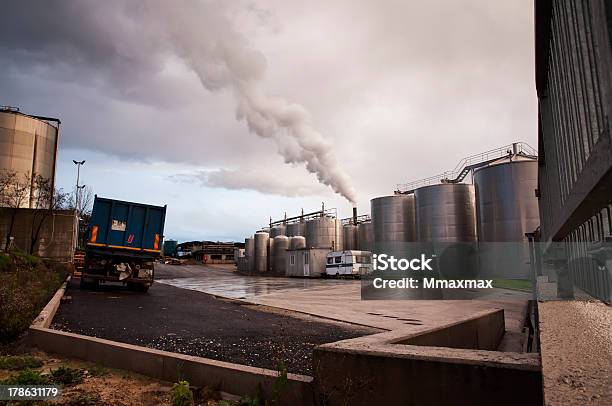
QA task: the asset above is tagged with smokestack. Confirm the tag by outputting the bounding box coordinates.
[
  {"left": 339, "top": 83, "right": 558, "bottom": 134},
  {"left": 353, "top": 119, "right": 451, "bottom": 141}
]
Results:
[{"left": 353, "top": 207, "right": 357, "bottom": 225}]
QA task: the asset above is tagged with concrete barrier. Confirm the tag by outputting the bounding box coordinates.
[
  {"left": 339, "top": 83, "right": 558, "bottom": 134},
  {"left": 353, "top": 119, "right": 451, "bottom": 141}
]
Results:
[
  {"left": 29, "top": 327, "right": 313, "bottom": 405},
  {"left": 313, "top": 309, "right": 542, "bottom": 406}
]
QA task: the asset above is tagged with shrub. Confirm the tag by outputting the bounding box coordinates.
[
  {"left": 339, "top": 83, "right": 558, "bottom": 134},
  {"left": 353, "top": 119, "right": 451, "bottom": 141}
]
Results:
[
  {"left": 171, "top": 380, "right": 193, "bottom": 406},
  {"left": 0, "top": 355, "right": 43, "bottom": 371},
  {"left": 2, "top": 369, "right": 49, "bottom": 385},
  {"left": 0, "top": 253, "right": 11, "bottom": 272},
  {"left": 50, "top": 366, "right": 84, "bottom": 385}
]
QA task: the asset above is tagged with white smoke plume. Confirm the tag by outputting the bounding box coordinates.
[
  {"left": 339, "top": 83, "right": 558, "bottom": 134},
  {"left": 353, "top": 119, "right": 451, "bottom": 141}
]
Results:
[
  {"left": 149, "top": 1, "right": 358, "bottom": 203},
  {"left": 0, "top": 0, "right": 357, "bottom": 203}
]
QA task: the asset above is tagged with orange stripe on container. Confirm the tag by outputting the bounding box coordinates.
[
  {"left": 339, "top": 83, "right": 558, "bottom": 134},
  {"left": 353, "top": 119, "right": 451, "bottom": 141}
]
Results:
[
  {"left": 154, "top": 234, "right": 160, "bottom": 250},
  {"left": 91, "top": 226, "right": 98, "bottom": 243}
]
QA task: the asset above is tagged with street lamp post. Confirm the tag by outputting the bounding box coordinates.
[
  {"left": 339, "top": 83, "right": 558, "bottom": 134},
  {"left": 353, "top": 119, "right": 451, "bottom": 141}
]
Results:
[{"left": 73, "top": 160, "right": 85, "bottom": 248}]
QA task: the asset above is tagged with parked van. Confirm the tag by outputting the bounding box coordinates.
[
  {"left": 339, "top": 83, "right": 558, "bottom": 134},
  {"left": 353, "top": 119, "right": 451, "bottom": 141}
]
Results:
[{"left": 325, "top": 250, "right": 372, "bottom": 277}]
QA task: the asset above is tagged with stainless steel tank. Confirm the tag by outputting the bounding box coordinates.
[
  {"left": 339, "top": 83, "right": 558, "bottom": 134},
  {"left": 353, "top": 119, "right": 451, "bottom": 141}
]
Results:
[
  {"left": 305, "top": 217, "right": 343, "bottom": 250},
  {"left": 414, "top": 184, "right": 477, "bottom": 242},
  {"left": 272, "top": 235, "right": 289, "bottom": 274},
  {"left": 254, "top": 232, "right": 269, "bottom": 273},
  {"left": 286, "top": 222, "right": 305, "bottom": 237},
  {"left": 343, "top": 224, "right": 358, "bottom": 251},
  {"left": 371, "top": 195, "right": 416, "bottom": 243},
  {"left": 245, "top": 237, "right": 255, "bottom": 273},
  {"left": 0, "top": 109, "right": 59, "bottom": 208},
  {"left": 270, "top": 225, "right": 286, "bottom": 238},
  {"left": 289, "top": 236, "right": 306, "bottom": 250},
  {"left": 268, "top": 237, "right": 275, "bottom": 272},
  {"left": 474, "top": 159, "right": 539, "bottom": 280},
  {"left": 357, "top": 222, "right": 374, "bottom": 252},
  {"left": 474, "top": 159, "right": 539, "bottom": 242}
]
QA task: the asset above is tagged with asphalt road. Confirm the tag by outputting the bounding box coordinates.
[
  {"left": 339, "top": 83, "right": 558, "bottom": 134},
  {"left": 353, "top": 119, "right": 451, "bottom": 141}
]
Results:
[{"left": 51, "top": 276, "right": 372, "bottom": 376}]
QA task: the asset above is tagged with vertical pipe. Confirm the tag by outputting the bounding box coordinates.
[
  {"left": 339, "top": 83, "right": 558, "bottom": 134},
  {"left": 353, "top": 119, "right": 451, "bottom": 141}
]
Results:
[{"left": 352, "top": 207, "right": 358, "bottom": 225}]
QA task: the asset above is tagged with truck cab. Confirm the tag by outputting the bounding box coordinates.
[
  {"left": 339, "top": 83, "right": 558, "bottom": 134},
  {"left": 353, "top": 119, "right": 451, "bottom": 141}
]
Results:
[{"left": 82, "top": 196, "right": 167, "bottom": 291}]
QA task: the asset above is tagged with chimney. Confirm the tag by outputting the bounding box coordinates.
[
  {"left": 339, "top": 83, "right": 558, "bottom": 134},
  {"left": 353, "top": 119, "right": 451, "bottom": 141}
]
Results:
[{"left": 353, "top": 207, "right": 357, "bottom": 225}]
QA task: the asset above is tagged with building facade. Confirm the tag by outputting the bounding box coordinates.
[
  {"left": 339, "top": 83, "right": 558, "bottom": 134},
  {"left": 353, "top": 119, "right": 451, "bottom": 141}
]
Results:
[{"left": 536, "top": 0, "right": 612, "bottom": 301}]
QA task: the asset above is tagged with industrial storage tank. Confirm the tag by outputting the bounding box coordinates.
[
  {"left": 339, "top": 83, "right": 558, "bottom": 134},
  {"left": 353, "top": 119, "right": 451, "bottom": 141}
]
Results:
[
  {"left": 474, "top": 159, "right": 539, "bottom": 242},
  {"left": 272, "top": 235, "right": 289, "bottom": 274},
  {"left": 268, "top": 237, "right": 275, "bottom": 272},
  {"left": 0, "top": 108, "right": 59, "bottom": 208},
  {"left": 343, "top": 224, "right": 358, "bottom": 251},
  {"left": 474, "top": 158, "right": 539, "bottom": 280},
  {"left": 270, "top": 225, "right": 286, "bottom": 238},
  {"left": 305, "top": 217, "right": 342, "bottom": 250},
  {"left": 414, "top": 184, "right": 478, "bottom": 280},
  {"left": 414, "top": 184, "right": 477, "bottom": 242},
  {"left": 286, "top": 222, "right": 305, "bottom": 237},
  {"left": 371, "top": 195, "right": 416, "bottom": 256},
  {"left": 289, "top": 236, "right": 306, "bottom": 250},
  {"left": 357, "top": 222, "right": 374, "bottom": 252},
  {"left": 254, "top": 232, "right": 269, "bottom": 273},
  {"left": 245, "top": 237, "right": 255, "bottom": 273}
]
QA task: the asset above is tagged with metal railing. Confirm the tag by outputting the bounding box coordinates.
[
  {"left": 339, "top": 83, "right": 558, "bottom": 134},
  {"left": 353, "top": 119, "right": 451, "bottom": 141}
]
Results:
[{"left": 395, "top": 142, "right": 538, "bottom": 194}]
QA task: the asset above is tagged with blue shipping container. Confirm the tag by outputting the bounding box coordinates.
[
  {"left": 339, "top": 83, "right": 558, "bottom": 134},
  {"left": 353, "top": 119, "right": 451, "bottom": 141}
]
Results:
[{"left": 87, "top": 196, "right": 167, "bottom": 255}]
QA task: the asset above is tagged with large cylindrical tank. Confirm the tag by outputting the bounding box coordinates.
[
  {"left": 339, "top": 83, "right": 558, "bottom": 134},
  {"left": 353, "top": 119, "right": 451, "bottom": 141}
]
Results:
[
  {"left": 343, "top": 224, "right": 358, "bottom": 251},
  {"left": 286, "top": 222, "right": 306, "bottom": 237},
  {"left": 474, "top": 159, "right": 539, "bottom": 242},
  {"left": 305, "top": 217, "right": 342, "bottom": 250},
  {"left": 272, "top": 235, "right": 289, "bottom": 274},
  {"left": 0, "top": 109, "right": 59, "bottom": 208},
  {"left": 245, "top": 237, "right": 255, "bottom": 273},
  {"left": 254, "top": 232, "right": 269, "bottom": 273},
  {"left": 289, "top": 236, "right": 306, "bottom": 250},
  {"left": 357, "top": 222, "right": 374, "bottom": 252},
  {"left": 270, "top": 225, "right": 286, "bottom": 238},
  {"left": 474, "top": 159, "right": 539, "bottom": 280},
  {"left": 371, "top": 195, "right": 416, "bottom": 248},
  {"left": 414, "top": 184, "right": 477, "bottom": 242},
  {"left": 268, "top": 237, "right": 275, "bottom": 272}
]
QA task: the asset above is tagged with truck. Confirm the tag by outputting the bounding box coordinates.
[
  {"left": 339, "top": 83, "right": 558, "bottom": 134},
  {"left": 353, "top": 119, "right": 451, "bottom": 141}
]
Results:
[
  {"left": 325, "top": 250, "right": 373, "bottom": 278},
  {"left": 82, "top": 196, "right": 167, "bottom": 292}
]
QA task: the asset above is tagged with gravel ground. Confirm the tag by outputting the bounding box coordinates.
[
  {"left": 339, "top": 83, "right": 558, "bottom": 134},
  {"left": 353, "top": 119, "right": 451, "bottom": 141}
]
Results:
[{"left": 51, "top": 279, "right": 373, "bottom": 376}]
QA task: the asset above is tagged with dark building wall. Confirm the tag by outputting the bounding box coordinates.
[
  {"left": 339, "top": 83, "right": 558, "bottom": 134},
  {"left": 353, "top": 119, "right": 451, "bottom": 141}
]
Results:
[{"left": 536, "top": 0, "right": 612, "bottom": 300}]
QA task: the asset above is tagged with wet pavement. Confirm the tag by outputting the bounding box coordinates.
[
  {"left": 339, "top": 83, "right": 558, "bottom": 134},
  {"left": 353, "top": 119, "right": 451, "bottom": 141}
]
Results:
[
  {"left": 155, "top": 263, "right": 530, "bottom": 347},
  {"left": 51, "top": 278, "right": 375, "bottom": 376}
]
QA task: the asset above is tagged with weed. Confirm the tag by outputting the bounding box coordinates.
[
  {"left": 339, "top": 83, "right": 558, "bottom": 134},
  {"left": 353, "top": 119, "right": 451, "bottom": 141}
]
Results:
[
  {"left": 0, "top": 254, "right": 11, "bottom": 272},
  {"left": 88, "top": 363, "right": 108, "bottom": 377},
  {"left": 2, "top": 369, "right": 50, "bottom": 385},
  {"left": 50, "top": 366, "right": 84, "bottom": 385},
  {"left": 239, "top": 395, "right": 261, "bottom": 406},
  {"left": 270, "top": 361, "right": 288, "bottom": 405},
  {"left": 0, "top": 355, "right": 43, "bottom": 371},
  {"left": 171, "top": 380, "right": 193, "bottom": 406}
]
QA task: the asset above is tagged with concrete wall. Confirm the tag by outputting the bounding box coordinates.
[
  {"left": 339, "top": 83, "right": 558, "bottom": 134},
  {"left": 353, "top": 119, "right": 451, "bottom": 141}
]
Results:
[
  {"left": 0, "top": 208, "right": 77, "bottom": 261},
  {"left": 313, "top": 309, "right": 542, "bottom": 405}
]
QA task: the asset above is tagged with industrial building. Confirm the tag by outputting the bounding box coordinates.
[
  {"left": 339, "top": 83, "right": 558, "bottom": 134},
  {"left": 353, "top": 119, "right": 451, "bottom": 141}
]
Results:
[
  {"left": 536, "top": 0, "right": 612, "bottom": 302},
  {"left": 177, "top": 240, "right": 243, "bottom": 264},
  {"left": 0, "top": 106, "right": 60, "bottom": 208}
]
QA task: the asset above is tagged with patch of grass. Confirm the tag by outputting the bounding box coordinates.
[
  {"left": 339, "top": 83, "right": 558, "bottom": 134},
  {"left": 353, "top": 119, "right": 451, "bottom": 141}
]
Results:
[
  {"left": 2, "top": 369, "right": 50, "bottom": 385},
  {"left": 0, "top": 252, "right": 68, "bottom": 343},
  {"left": 0, "top": 253, "right": 11, "bottom": 272},
  {"left": 493, "top": 279, "right": 533, "bottom": 292},
  {"left": 88, "top": 363, "right": 108, "bottom": 377},
  {"left": 0, "top": 355, "right": 43, "bottom": 371},
  {"left": 50, "top": 366, "right": 84, "bottom": 385},
  {"left": 171, "top": 380, "right": 194, "bottom": 406}
]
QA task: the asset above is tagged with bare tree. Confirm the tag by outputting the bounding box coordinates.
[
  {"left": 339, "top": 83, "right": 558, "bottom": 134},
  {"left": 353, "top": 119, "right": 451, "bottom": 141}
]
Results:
[
  {"left": 67, "top": 184, "right": 94, "bottom": 217},
  {"left": 0, "top": 170, "right": 32, "bottom": 251},
  {"left": 29, "top": 174, "right": 69, "bottom": 254}
]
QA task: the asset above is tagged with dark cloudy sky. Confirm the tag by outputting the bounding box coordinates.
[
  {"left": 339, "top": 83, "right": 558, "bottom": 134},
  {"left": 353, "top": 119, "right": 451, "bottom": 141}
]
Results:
[{"left": 0, "top": 0, "right": 536, "bottom": 242}]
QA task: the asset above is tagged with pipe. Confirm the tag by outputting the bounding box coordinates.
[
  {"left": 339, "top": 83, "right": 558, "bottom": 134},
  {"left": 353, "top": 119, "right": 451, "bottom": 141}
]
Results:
[{"left": 352, "top": 207, "right": 358, "bottom": 225}]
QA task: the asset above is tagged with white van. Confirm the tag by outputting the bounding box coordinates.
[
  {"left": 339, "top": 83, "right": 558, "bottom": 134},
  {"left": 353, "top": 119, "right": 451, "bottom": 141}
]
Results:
[{"left": 325, "top": 250, "right": 373, "bottom": 277}]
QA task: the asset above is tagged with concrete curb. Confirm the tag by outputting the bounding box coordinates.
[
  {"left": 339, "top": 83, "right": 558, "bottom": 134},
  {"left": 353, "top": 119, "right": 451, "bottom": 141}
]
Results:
[{"left": 31, "top": 276, "right": 70, "bottom": 329}]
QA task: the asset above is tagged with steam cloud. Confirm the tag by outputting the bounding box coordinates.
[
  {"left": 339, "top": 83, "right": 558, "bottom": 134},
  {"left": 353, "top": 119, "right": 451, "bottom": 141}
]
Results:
[{"left": 0, "top": 0, "right": 357, "bottom": 203}]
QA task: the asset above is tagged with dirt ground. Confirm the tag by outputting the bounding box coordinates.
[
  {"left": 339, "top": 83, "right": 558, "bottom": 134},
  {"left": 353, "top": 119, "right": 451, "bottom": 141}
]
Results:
[{"left": 51, "top": 278, "right": 375, "bottom": 376}]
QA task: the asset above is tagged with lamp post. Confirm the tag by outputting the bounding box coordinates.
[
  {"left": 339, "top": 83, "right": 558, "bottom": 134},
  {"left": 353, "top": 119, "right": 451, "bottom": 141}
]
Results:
[{"left": 73, "top": 160, "right": 85, "bottom": 248}]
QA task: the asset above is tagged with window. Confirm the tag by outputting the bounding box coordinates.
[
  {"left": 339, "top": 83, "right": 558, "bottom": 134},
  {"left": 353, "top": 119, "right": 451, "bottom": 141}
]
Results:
[
  {"left": 327, "top": 257, "right": 333, "bottom": 264},
  {"left": 335, "top": 256, "right": 342, "bottom": 264},
  {"left": 304, "top": 252, "right": 309, "bottom": 265},
  {"left": 290, "top": 255, "right": 295, "bottom": 265}
]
